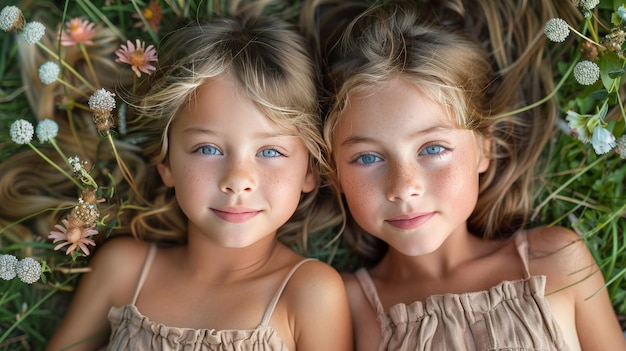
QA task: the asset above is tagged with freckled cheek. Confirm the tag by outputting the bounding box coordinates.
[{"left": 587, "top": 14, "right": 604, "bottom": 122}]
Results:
[
  {"left": 339, "top": 172, "right": 378, "bottom": 211},
  {"left": 431, "top": 159, "right": 480, "bottom": 197}
]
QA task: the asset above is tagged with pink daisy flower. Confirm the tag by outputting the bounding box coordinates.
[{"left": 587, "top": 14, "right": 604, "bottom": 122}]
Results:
[
  {"left": 133, "top": 1, "right": 163, "bottom": 33},
  {"left": 61, "top": 18, "right": 95, "bottom": 46},
  {"left": 115, "top": 39, "right": 158, "bottom": 77},
  {"left": 48, "top": 216, "right": 98, "bottom": 256}
]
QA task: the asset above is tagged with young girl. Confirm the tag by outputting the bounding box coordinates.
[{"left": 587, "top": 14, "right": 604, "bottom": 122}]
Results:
[
  {"left": 314, "top": 1, "right": 626, "bottom": 350},
  {"left": 46, "top": 12, "right": 352, "bottom": 351}
]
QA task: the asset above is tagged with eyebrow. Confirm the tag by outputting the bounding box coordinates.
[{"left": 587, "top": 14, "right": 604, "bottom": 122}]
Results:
[
  {"left": 339, "top": 125, "right": 453, "bottom": 147},
  {"left": 182, "top": 127, "right": 298, "bottom": 139}
]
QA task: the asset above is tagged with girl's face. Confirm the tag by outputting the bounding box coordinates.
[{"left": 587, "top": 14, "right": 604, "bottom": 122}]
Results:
[
  {"left": 158, "top": 74, "right": 316, "bottom": 248},
  {"left": 333, "top": 77, "right": 490, "bottom": 256}
]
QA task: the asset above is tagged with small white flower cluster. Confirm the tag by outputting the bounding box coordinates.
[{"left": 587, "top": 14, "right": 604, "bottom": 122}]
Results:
[
  {"left": 38, "top": 61, "right": 60, "bottom": 85},
  {"left": 10, "top": 119, "right": 34, "bottom": 145},
  {"left": 579, "top": 0, "right": 600, "bottom": 11},
  {"left": 0, "top": 5, "right": 23, "bottom": 32},
  {"left": 68, "top": 156, "right": 86, "bottom": 174},
  {"left": 10, "top": 119, "right": 60, "bottom": 144},
  {"left": 36, "top": 118, "right": 59, "bottom": 143},
  {"left": 573, "top": 60, "right": 600, "bottom": 86},
  {"left": 0, "top": 254, "right": 42, "bottom": 284},
  {"left": 88, "top": 88, "right": 116, "bottom": 114},
  {"left": 545, "top": 18, "right": 570, "bottom": 43},
  {"left": 0, "top": 6, "right": 45, "bottom": 45},
  {"left": 21, "top": 21, "right": 45, "bottom": 45}
]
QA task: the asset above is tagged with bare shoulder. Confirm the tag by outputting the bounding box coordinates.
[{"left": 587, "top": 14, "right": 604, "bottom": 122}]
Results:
[
  {"left": 88, "top": 236, "right": 154, "bottom": 304},
  {"left": 284, "top": 259, "right": 353, "bottom": 351},
  {"left": 527, "top": 226, "right": 626, "bottom": 349},
  {"left": 341, "top": 270, "right": 381, "bottom": 351},
  {"left": 526, "top": 226, "right": 595, "bottom": 273},
  {"left": 286, "top": 259, "right": 347, "bottom": 300},
  {"left": 526, "top": 226, "right": 597, "bottom": 290},
  {"left": 341, "top": 271, "right": 368, "bottom": 310},
  {"left": 526, "top": 225, "right": 587, "bottom": 256},
  {"left": 46, "top": 236, "right": 153, "bottom": 350}
]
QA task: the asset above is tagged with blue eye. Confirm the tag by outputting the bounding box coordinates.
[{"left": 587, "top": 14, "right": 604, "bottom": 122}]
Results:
[
  {"left": 197, "top": 145, "right": 222, "bottom": 155},
  {"left": 356, "top": 154, "right": 382, "bottom": 165},
  {"left": 258, "top": 148, "right": 282, "bottom": 158},
  {"left": 420, "top": 145, "right": 443, "bottom": 155}
]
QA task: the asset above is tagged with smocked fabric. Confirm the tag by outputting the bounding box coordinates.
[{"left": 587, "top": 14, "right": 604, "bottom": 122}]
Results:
[
  {"left": 355, "top": 231, "right": 570, "bottom": 351},
  {"left": 108, "top": 244, "right": 314, "bottom": 351}
]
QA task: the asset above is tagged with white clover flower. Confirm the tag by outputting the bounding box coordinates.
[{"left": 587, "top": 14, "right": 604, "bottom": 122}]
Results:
[
  {"left": 591, "top": 126, "right": 616, "bottom": 155},
  {"left": 0, "top": 254, "right": 18, "bottom": 280},
  {"left": 574, "top": 60, "right": 600, "bottom": 85},
  {"left": 88, "top": 88, "right": 116, "bottom": 113},
  {"left": 615, "top": 135, "right": 626, "bottom": 159},
  {"left": 36, "top": 118, "right": 59, "bottom": 143},
  {"left": 38, "top": 61, "right": 60, "bottom": 85},
  {"left": 580, "top": 0, "right": 600, "bottom": 10},
  {"left": 10, "top": 119, "right": 34, "bottom": 144},
  {"left": 565, "top": 111, "right": 592, "bottom": 143},
  {"left": 20, "top": 21, "right": 45, "bottom": 45},
  {"left": 16, "top": 257, "right": 42, "bottom": 284},
  {"left": 0, "top": 5, "right": 24, "bottom": 32},
  {"left": 545, "top": 18, "right": 570, "bottom": 43}
]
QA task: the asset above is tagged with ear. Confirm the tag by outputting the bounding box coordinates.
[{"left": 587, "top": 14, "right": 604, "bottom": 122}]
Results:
[
  {"left": 301, "top": 167, "right": 318, "bottom": 194},
  {"left": 157, "top": 161, "right": 175, "bottom": 187},
  {"left": 478, "top": 136, "right": 491, "bottom": 173}
]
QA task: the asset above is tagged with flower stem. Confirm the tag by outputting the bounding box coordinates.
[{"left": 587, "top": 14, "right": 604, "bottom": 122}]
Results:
[
  {"left": 27, "top": 143, "right": 84, "bottom": 189},
  {"left": 36, "top": 42, "right": 96, "bottom": 92},
  {"left": 66, "top": 109, "right": 86, "bottom": 157},
  {"left": 493, "top": 52, "right": 580, "bottom": 119},
  {"left": 56, "top": 78, "right": 90, "bottom": 99},
  {"left": 107, "top": 134, "right": 147, "bottom": 203},
  {"left": 79, "top": 43, "right": 101, "bottom": 89},
  {"left": 49, "top": 138, "right": 71, "bottom": 168},
  {"left": 568, "top": 23, "right": 605, "bottom": 50}
]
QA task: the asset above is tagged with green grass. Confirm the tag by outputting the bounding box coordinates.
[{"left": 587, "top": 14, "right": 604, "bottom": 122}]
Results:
[{"left": 0, "top": 0, "right": 625, "bottom": 349}]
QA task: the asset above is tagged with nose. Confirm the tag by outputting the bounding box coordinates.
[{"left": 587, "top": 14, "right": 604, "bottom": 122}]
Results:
[
  {"left": 385, "top": 160, "right": 423, "bottom": 202},
  {"left": 219, "top": 158, "right": 256, "bottom": 195}
]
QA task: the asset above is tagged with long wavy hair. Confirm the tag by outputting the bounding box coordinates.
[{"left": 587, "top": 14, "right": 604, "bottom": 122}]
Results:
[
  {"left": 305, "top": 0, "right": 580, "bottom": 263},
  {"left": 128, "top": 11, "right": 342, "bottom": 249}
]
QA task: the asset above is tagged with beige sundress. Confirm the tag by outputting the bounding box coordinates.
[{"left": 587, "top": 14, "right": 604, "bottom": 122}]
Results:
[
  {"left": 108, "top": 244, "right": 314, "bottom": 350},
  {"left": 354, "top": 231, "right": 571, "bottom": 350}
]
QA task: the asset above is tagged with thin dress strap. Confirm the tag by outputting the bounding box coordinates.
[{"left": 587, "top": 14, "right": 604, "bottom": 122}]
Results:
[
  {"left": 131, "top": 243, "right": 157, "bottom": 305},
  {"left": 259, "top": 258, "right": 317, "bottom": 327},
  {"left": 514, "top": 230, "right": 532, "bottom": 279},
  {"left": 354, "top": 268, "right": 385, "bottom": 316}
]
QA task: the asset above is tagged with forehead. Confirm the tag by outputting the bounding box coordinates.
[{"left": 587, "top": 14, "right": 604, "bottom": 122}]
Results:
[{"left": 340, "top": 78, "right": 453, "bottom": 126}]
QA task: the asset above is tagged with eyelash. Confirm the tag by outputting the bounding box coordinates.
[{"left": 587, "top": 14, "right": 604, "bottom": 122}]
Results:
[
  {"left": 195, "top": 145, "right": 222, "bottom": 155},
  {"left": 419, "top": 144, "right": 447, "bottom": 156},
  {"left": 350, "top": 144, "right": 449, "bottom": 165},
  {"left": 193, "top": 145, "right": 286, "bottom": 158}
]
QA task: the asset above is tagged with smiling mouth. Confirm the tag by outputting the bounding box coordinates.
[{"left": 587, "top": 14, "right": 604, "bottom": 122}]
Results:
[
  {"left": 211, "top": 209, "right": 261, "bottom": 223},
  {"left": 385, "top": 212, "right": 435, "bottom": 230}
]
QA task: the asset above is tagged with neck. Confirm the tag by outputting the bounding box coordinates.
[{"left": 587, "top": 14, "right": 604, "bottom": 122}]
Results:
[
  {"left": 182, "top": 225, "right": 283, "bottom": 283},
  {"left": 376, "top": 229, "right": 494, "bottom": 281}
]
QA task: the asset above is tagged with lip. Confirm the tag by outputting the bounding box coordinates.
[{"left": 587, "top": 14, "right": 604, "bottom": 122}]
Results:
[
  {"left": 385, "top": 212, "right": 435, "bottom": 230},
  {"left": 211, "top": 207, "right": 261, "bottom": 223}
]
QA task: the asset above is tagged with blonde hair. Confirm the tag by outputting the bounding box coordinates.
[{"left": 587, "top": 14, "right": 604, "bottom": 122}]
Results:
[
  {"left": 129, "top": 13, "right": 342, "bottom": 248},
  {"left": 310, "top": 0, "right": 580, "bottom": 262}
]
